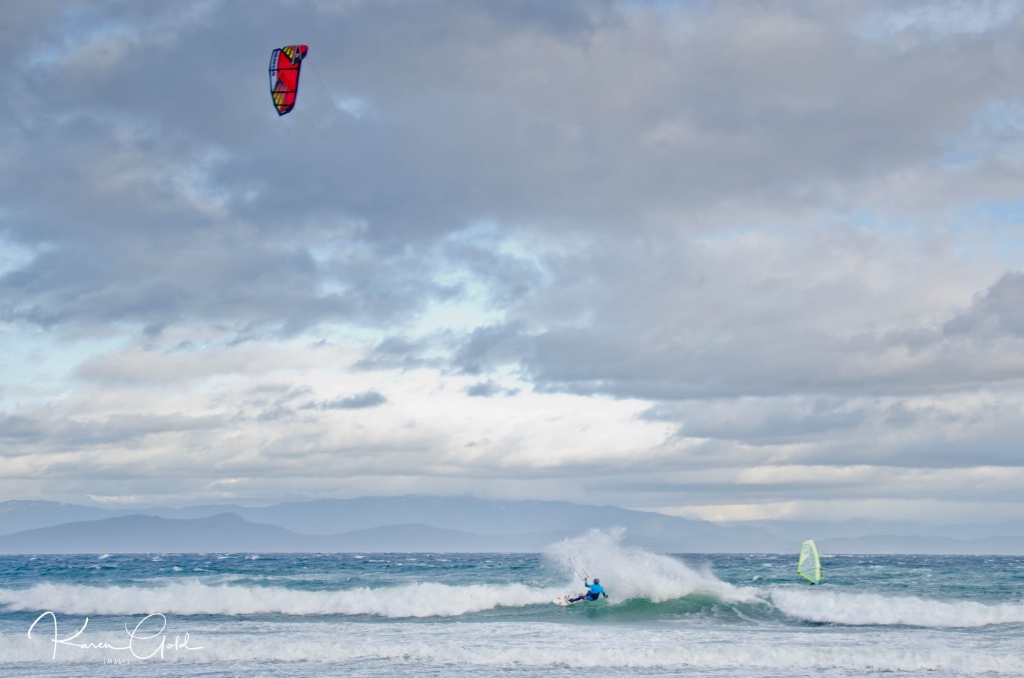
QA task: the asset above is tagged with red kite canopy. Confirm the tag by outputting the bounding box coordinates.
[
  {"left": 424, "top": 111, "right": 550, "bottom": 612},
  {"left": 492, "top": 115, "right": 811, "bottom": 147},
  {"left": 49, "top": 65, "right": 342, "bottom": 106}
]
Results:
[{"left": 269, "top": 45, "right": 308, "bottom": 116}]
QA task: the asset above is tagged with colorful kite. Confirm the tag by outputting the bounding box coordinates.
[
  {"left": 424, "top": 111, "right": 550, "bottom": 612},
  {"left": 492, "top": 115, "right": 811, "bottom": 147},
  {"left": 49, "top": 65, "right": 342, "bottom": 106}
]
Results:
[{"left": 269, "top": 45, "right": 308, "bottom": 116}]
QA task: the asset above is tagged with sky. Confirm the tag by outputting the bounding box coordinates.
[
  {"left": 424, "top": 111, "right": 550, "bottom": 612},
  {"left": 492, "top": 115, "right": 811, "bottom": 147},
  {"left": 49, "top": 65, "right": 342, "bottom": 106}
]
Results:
[{"left": 2, "top": 0, "right": 1024, "bottom": 526}]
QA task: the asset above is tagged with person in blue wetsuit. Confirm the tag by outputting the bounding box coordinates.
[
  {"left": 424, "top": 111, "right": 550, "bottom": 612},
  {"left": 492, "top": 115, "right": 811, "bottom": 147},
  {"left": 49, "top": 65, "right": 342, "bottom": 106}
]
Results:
[
  {"left": 585, "top": 578, "right": 607, "bottom": 600},
  {"left": 568, "top": 578, "right": 607, "bottom": 603}
]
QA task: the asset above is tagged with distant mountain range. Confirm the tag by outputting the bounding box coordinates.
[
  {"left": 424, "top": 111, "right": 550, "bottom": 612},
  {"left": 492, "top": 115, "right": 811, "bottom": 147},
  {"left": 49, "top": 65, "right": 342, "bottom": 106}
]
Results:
[{"left": 0, "top": 497, "right": 1021, "bottom": 554}]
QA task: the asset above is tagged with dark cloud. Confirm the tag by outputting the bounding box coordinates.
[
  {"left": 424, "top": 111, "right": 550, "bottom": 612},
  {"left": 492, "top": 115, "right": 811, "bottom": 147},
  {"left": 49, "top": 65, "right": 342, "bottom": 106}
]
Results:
[
  {"left": 353, "top": 336, "right": 443, "bottom": 370},
  {"left": 465, "top": 380, "right": 520, "bottom": 398},
  {"left": 454, "top": 323, "right": 531, "bottom": 375},
  {"left": 945, "top": 271, "right": 1024, "bottom": 337},
  {"left": 321, "top": 391, "right": 387, "bottom": 409},
  {"left": 0, "top": 410, "right": 223, "bottom": 448}
]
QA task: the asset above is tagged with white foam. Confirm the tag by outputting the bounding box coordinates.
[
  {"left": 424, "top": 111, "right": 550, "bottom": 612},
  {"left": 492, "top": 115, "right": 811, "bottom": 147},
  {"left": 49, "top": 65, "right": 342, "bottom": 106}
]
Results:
[
  {"left": 771, "top": 587, "right": 1024, "bottom": 627},
  {"left": 546, "top": 528, "right": 760, "bottom": 604},
  {"left": 187, "top": 631, "right": 1024, "bottom": 673},
  {"left": 0, "top": 580, "right": 559, "bottom": 618},
  {"left": 7, "top": 619, "right": 1023, "bottom": 675}
]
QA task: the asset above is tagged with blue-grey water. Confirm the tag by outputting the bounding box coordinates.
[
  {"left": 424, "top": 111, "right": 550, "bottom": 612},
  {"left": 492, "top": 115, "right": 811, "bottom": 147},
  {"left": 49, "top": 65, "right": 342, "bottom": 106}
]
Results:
[{"left": 0, "top": 532, "right": 1021, "bottom": 677}]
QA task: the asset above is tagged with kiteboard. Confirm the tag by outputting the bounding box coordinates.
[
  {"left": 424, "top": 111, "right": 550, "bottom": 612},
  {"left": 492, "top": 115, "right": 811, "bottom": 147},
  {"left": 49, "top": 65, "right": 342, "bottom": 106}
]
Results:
[{"left": 553, "top": 594, "right": 584, "bottom": 606}]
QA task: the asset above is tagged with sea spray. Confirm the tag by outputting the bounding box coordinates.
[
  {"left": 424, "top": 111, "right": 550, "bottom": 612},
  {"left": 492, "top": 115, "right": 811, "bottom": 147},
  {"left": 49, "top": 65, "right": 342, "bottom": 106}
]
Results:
[{"left": 546, "top": 528, "right": 761, "bottom": 604}]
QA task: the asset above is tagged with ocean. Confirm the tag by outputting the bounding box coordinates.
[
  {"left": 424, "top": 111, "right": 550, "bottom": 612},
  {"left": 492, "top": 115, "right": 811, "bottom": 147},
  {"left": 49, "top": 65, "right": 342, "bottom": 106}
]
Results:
[{"left": 0, "top": 531, "right": 1020, "bottom": 677}]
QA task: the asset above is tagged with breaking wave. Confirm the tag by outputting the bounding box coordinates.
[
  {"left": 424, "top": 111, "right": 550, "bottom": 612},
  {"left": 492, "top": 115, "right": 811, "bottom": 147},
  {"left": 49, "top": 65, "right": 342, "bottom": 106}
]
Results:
[
  {"left": 0, "top": 580, "right": 557, "bottom": 618},
  {"left": 771, "top": 587, "right": 1024, "bottom": 628}
]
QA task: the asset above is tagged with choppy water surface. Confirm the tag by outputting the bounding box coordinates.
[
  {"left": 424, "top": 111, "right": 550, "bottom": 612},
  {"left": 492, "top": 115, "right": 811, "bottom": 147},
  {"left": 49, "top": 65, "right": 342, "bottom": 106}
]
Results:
[{"left": 0, "top": 532, "right": 1021, "bottom": 677}]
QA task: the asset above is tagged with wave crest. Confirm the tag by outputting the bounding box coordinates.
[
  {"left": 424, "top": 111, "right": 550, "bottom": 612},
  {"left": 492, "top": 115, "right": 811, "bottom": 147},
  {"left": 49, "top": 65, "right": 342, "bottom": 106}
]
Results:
[
  {"left": 0, "top": 580, "right": 558, "bottom": 618},
  {"left": 771, "top": 588, "right": 1024, "bottom": 627}
]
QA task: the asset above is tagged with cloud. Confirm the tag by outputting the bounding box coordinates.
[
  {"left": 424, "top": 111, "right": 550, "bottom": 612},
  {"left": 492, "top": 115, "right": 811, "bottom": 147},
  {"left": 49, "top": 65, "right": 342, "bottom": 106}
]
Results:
[
  {"left": 465, "top": 380, "right": 520, "bottom": 398},
  {"left": 945, "top": 271, "right": 1024, "bottom": 337},
  {"left": 320, "top": 391, "right": 387, "bottom": 409},
  {"left": 448, "top": 228, "right": 1024, "bottom": 401},
  {"left": 4, "top": 1, "right": 1021, "bottom": 338},
  {"left": 2, "top": 1, "right": 1024, "bottom": 524}
]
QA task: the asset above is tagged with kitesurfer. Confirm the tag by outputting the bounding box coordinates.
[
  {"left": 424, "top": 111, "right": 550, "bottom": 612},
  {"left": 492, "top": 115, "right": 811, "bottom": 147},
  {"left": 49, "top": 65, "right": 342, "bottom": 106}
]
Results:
[{"left": 568, "top": 578, "right": 607, "bottom": 603}]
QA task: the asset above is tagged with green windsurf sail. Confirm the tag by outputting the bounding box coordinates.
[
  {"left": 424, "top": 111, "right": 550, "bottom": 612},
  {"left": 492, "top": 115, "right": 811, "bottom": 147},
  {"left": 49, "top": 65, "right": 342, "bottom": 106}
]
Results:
[{"left": 798, "top": 539, "right": 821, "bottom": 584}]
